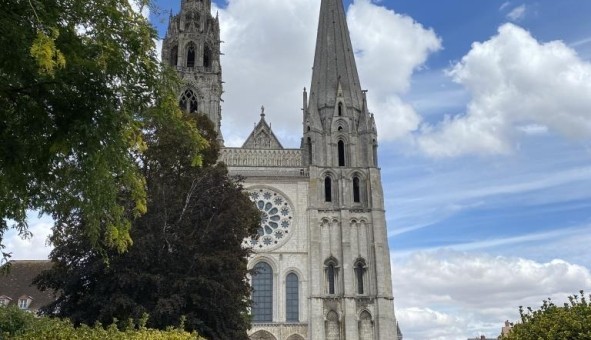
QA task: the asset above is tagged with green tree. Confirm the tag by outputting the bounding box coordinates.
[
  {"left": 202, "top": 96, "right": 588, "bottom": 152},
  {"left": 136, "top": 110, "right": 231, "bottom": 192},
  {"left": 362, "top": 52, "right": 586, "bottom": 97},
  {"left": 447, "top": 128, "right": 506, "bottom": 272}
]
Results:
[
  {"left": 0, "top": 0, "right": 204, "bottom": 256},
  {"left": 504, "top": 291, "right": 591, "bottom": 339},
  {"left": 35, "top": 114, "right": 260, "bottom": 340}
]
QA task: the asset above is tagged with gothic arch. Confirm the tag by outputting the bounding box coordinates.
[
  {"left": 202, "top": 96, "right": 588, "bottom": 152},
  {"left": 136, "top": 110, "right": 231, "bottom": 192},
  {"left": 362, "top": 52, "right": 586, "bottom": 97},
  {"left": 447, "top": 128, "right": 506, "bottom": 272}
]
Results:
[
  {"left": 251, "top": 261, "right": 274, "bottom": 323},
  {"left": 170, "top": 44, "right": 178, "bottom": 66},
  {"left": 203, "top": 43, "right": 212, "bottom": 68},
  {"left": 179, "top": 88, "right": 199, "bottom": 113},
  {"left": 286, "top": 334, "right": 304, "bottom": 340},
  {"left": 324, "top": 257, "right": 339, "bottom": 295},
  {"left": 333, "top": 118, "right": 349, "bottom": 133},
  {"left": 337, "top": 138, "right": 348, "bottom": 167},
  {"left": 325, "top": 310, "right": 341, "bottom": 340},
  {"left": 250, "top": 330, "right": 277, "bottom": 340},
  {"left": 185, "top": 41, "right": 196, "bottom": 67},
  {"left": 320, "top": 171, "right": 338, "bottom": 204},
  {"left": 349, "top": 171, "right": 367, "bottom": 205},
  {"left": 354, "top": 258, "right": 368, "bottom": 295},
  {"left": 358, "top": 310, "right": 374, "bottom": 340}
]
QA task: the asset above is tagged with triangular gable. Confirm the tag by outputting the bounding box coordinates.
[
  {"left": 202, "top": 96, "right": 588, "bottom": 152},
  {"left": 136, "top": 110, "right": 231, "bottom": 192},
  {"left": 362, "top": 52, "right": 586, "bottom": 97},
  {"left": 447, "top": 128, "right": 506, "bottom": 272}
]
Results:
[{"left": 242, "top": 107, "right": 284, "bottom": 149}]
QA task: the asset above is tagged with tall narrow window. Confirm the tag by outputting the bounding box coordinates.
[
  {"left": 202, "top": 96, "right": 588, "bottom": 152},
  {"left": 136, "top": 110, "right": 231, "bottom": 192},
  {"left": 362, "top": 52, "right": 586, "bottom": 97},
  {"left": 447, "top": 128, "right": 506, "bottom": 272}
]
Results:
[
  {"left": 327, "top": 263, "right": 336, "bottom": 294},
  {"left": 203, "top": 44, "right": 212, "bottom": 68},
  {"left": 170, "top": 45, "right": 178, "bottom": 66},
  {"left": 252, "top": 262, "right": 273, "bottom": 322},
  {"left": 338, "top": 140, "right": 345, "bottom": 166},
  {"left": 286, "top": 273, "right": 299, "bottom": 322},
  {"left": 353, "top": 177, "right": 360, "bottom": 203},
  {"left": 187, "top": 43, "right": 195, "bottom": 67},
  {"left": 324, "top": 177, "right": 332, "bottom": 202},
  {"left": 338, "top": 102, "right": 343, "bottom": 116},
  {"left": 355, "top": 261, "right": 366, "bottom": 294}
]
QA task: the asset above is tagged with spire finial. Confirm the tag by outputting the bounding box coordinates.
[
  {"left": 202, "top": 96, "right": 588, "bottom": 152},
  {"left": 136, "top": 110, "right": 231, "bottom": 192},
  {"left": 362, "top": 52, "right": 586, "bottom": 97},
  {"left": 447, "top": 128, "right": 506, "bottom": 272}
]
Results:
[{"left": 261, "top": 105, "right": 265, "bottom": 118}]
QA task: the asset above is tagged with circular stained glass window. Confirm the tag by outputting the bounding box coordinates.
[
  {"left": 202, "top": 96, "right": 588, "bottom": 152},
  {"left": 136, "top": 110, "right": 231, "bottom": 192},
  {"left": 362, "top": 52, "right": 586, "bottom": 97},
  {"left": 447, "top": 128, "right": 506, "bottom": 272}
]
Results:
[{"left": 244, "top": 188, "right": 294, "bottom": 251}]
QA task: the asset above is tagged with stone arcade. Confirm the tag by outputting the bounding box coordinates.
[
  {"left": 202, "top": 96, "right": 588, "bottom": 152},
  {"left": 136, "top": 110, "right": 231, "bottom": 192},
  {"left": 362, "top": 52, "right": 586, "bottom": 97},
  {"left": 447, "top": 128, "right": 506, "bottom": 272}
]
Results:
[{"left": 162, "top": 0, "right": 400, "bottom": 339}]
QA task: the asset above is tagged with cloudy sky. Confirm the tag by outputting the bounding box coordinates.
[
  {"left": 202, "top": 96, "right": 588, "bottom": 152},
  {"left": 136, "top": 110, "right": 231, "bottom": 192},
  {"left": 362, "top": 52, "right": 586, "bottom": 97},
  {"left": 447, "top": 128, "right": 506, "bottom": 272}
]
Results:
[{"left": 6, "top": 0, "right": 591, "bottom": 339}]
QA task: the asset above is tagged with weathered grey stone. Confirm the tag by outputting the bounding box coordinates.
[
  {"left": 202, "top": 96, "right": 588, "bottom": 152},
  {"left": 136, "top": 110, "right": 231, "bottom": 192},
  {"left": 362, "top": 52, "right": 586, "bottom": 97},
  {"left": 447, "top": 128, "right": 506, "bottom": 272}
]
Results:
[{"left": 164, "top": 0, "right": 399, "bottom": 338}]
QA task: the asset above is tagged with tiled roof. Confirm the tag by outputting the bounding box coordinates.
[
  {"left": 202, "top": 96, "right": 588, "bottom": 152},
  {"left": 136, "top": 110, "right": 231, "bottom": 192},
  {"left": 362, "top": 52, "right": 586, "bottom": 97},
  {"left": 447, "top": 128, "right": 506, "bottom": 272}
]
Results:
[{"left": 0, "top": 260, "right": 55, "bottom": 311}]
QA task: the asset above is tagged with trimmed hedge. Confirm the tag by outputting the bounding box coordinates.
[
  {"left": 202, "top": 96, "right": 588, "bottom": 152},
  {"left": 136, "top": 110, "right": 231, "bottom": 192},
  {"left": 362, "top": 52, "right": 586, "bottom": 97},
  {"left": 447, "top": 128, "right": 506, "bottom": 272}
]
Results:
[{"left": 0, "top": 306, "right": 204, "bottom": 339}]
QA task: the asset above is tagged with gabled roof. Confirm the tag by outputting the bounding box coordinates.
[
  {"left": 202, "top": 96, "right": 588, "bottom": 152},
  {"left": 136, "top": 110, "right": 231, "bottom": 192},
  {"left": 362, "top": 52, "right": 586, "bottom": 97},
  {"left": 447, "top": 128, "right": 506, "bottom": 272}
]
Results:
[
  {"left": 0, "top": 260, "right": 55, "bottom": 311},
  {"left": 242, "top": 107, "right": 284, "bottom": 149}
]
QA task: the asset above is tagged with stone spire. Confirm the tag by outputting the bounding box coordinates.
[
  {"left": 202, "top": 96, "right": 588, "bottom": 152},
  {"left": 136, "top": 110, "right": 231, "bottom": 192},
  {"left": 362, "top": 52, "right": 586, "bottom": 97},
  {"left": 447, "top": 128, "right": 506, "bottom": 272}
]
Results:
[{"left": 308, "top": 0, "right": 365, "bottom": 119}]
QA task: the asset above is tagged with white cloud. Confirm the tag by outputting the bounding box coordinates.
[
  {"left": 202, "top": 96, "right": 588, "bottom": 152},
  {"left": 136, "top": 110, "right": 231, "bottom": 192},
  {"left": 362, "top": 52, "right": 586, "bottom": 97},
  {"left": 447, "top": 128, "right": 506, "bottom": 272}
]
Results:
[
  {"left": 348, "top": 0, "right": 441, "bottom": 141},
  {"left": 507, "top": 5, "right": 527, "bottom": 21},
  {"left": 154, "top": 39, "right": 163, "bottom": 62},
  {"left": 393, "top": 250, "right": 591, "bottom": 339},
  {"left": 129, "top": 0, "right": 150, "bottom": 19},
  {"left": 216, "top": 0, "right": 440, "bottom": 146},
  {"left": 4, "top": 219, "right": 53, "bottom": 260},
  {"left": 417, "top": 23, "right": 591, "bottom": 157}
]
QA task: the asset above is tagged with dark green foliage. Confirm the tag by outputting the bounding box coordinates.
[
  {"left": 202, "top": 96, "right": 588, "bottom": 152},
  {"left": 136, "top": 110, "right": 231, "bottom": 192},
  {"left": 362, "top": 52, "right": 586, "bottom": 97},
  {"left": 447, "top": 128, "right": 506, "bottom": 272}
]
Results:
[
  {"left": 35, "top": 114, "right": 260, "bottom": 340},
  {"left": 504, "top": 291, "right": 591, "bottom": 339},
  {"left": 0, "top": 0, "right": 205, "bottom": 257},
  {"left": 0, "top": 305, "right": 37, "bottom": 337}
]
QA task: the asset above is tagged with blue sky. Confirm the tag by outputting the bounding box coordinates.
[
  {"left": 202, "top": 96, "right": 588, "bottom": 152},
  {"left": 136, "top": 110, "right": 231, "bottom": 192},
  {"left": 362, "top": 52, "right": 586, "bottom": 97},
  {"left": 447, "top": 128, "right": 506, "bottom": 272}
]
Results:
[{"left": 5, "top": 1, "right": 591, "bottom": 339}]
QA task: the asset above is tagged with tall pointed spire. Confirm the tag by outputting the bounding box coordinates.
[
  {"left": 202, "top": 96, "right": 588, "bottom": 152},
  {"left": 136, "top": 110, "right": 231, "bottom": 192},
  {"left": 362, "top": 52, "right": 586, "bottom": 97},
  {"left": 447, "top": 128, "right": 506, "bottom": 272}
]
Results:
[{"left": 308, "top": 0, "right": 365, "bottom": 116}]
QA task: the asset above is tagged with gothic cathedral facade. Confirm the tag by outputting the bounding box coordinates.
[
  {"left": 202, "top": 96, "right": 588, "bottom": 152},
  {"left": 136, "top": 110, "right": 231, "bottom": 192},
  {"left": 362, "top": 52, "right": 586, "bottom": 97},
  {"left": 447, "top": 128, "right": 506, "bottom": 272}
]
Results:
[{"left": 163, "top": 1, "right": 400, "bottom": 339}]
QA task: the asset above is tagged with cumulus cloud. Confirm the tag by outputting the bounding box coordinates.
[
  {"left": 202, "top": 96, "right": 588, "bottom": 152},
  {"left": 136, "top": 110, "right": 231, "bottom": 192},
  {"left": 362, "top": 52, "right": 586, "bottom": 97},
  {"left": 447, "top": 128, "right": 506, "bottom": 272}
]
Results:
[
  {"left": 417, "top": 23, "right": 591, "bottom": 157},
  {"left": 393, "top": 250, "right": 591, "bottom": 339},
  {"left": 216, "top": 0, "right": 440, "bottom": 146},
  {"left": 348, "top": 0, "right": 441, "bottom": 141}
]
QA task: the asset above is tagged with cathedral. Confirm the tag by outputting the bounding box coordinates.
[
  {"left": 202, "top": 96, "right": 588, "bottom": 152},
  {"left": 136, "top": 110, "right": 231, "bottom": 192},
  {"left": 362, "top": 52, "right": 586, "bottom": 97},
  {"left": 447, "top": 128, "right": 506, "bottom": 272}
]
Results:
[{"left": 162, "top": 0, "right": 400, "bottom": 339}]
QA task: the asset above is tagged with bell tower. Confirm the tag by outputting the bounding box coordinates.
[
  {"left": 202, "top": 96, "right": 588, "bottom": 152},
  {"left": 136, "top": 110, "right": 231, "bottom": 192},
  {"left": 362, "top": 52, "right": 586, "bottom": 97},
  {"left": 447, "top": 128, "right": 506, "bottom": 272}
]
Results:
[
  {"left": 162, "top": 0, "right": 224, "bottom": 143},
  {"left": 304, "top": 0, "right": 397, "bottom": 339}
]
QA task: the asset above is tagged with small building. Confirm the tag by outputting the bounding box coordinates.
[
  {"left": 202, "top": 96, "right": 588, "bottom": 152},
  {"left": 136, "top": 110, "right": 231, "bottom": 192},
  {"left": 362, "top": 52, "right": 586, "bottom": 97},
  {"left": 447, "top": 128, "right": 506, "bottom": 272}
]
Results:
[{"left": 0, "top": 260, "right": 54, "bottom": 313}]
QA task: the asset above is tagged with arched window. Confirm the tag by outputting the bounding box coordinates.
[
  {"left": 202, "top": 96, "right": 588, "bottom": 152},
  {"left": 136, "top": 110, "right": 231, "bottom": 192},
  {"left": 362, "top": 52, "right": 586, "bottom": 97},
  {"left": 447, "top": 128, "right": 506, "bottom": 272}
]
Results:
[
  {"left": 338, "top": 102, "right": 343, "bottom": 116},
  {"left": 286, "top": 273, "right": 299, "bottom": 322},
  {"left": 324, "top": 176, "right": 332, "bottom": 202},
  {"left": 252, "top": 262, "right": 273, "bottom": 322},
  {"left": 325, "top": 258, "right": 338, "bottom": 295},
  {"left": 353, "top": 177, "right": 361, "bottom": 203},
  {"left": 327, "top": 263, "right": 335, "bottom": 294},
  {"left": 203, "top": 44, "right": 212, "bottom": 68},
  {"left": 354, "top": 260, "right": 366, "bottom": 294},
  {"left": 170, "top": 45, "right": 178, "bottom": 66},
  {"left": 179, "top": 89, "right": 198, "bottom": 113},
  {"left": 338, "top": 140, "right": 345, "bottom": 166},
  {"left": 187, "top": 43, "right": 196, "bottom": 67}
]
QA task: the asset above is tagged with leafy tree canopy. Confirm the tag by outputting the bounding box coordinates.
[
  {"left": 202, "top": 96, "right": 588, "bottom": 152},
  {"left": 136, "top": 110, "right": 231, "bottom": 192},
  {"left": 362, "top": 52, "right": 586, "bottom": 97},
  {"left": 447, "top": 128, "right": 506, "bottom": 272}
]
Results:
[
  {"left": 35, "top": 113, "right": 260, "bottom": 340},
  {"left": 504, "top": 291, "right": 591, "bottom": 339},
  {"left": 0, "top": 0, "right": 205, "bottom": 257}
]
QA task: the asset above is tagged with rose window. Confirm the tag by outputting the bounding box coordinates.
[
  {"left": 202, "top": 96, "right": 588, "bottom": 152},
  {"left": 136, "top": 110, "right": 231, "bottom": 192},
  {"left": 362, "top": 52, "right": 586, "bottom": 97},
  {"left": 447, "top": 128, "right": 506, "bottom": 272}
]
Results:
[{"left": 244, "top": 188, "right": 294, "bottom": 251}]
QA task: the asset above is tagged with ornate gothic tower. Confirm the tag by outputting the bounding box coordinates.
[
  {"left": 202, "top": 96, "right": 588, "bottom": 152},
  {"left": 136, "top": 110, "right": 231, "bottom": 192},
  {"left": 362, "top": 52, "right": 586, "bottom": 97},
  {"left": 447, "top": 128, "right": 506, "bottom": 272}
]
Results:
[
  {"left": 216, "top": 0, "right": 399, "bottom": 339},
  {"left": 162, "top": 0, "right": 224, "bottom": 142},
  {"left": 303, "top": 0, "right": 397, "bottom": 339}
]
